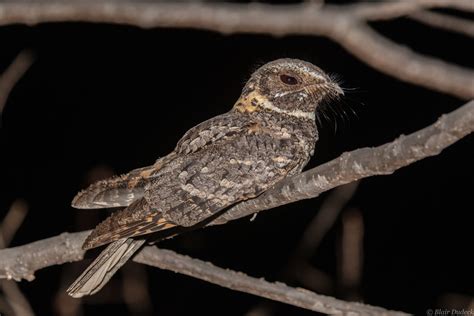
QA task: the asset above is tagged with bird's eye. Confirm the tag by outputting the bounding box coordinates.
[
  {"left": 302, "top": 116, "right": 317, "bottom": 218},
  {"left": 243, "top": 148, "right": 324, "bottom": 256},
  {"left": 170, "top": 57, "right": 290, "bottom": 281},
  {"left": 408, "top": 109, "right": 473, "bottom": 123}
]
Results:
[{"left": 280, "top": 74, "right": 299, "bottom": 85}]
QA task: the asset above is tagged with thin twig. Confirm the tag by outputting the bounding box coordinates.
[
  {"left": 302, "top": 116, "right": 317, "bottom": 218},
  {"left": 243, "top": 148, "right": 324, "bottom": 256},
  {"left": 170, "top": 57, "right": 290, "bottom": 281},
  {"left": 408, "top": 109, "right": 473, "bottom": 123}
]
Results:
[
  {"left": 0, "top": 199, "right": 28, "bottom": 247},
  {"left": 0, "top": 2, "right": 472, "bottom": 98},
  {"left": 349, "top": 0, "right": 474, "bottom": 21},
  {"left": 0, "top": 50, "right": 34, "bottom": 115},
  {"left": 339, "top": 208, "right": 364, "bottom": 301},
  {"left": 288, "top": 183, "right": 359, "bottom": 291},
  {"left": 295, "top": 182, "right": 359, "bottom": 259},
  {"left": 0, "top": 200, "right": 35, "bottom": 316},
  {"left": 409, "top": 11, "right": 474, "bottom": 38}
]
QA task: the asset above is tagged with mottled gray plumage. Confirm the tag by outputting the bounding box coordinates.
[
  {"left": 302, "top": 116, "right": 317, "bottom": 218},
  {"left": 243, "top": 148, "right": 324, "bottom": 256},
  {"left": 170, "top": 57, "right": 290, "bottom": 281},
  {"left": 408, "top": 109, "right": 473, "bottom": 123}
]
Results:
[{"left": 67, "top": 58, "right": 343, "bottom": 297}]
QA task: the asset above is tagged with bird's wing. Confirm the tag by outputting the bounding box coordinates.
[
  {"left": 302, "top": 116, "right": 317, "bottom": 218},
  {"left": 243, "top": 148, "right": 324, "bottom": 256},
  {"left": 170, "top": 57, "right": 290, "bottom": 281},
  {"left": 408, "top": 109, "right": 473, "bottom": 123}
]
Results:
[
  {"left": 82, "top": 112, "right": 305, "bottom": 247},
  {"left": 71, "top": 112, "right": 241, "bottom": 210},
  {"left": 174, "top": 112, "right": 249, "bottom": 155},
  {"left": 82, "top": 198, "right": 174, "bottom": 249},
  {"left": 72, "top": 112, "right": 246, "bottom": 210},
  {"left": 146, "top": 116, "right": 306, "bottom": 227},
  {"left": 71, "top": 153, "right": 177, "bottom": 209}
]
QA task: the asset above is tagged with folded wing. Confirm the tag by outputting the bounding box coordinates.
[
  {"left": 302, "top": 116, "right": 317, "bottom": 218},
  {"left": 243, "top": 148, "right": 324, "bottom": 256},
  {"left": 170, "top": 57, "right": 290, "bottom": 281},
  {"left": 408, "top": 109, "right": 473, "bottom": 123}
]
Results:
[{"left": 72, "top": 154, "right": 176, "bottom": 209}]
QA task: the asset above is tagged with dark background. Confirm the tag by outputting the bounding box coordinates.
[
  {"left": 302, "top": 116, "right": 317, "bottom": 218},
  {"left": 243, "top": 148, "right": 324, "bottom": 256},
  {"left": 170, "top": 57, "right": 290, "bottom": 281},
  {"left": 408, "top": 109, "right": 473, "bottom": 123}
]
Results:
[{"left": 0, "top": 1, "right": 473, "bottom": 315}]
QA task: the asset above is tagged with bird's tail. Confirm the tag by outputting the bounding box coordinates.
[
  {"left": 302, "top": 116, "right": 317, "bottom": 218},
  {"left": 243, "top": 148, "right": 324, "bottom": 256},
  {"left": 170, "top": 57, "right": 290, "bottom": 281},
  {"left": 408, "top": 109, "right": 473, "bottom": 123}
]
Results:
[{"left": 67, "top": 238, "right": 145, "bottom": 298}]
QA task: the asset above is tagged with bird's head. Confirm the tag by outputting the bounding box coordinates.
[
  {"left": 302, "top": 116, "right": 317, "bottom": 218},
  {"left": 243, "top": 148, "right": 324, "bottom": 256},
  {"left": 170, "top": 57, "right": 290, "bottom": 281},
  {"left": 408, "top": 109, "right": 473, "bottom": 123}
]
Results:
[{"left": 234, "top": 58, "right": 343, "bottom": 121}]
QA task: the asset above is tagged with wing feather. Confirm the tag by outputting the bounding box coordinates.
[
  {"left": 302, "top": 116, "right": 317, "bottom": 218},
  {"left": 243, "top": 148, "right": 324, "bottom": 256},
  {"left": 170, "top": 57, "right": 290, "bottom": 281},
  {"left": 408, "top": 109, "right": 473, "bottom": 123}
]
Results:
[
  {"left": 146, "top": 120, "right": 304, "bottom": 227},
  {"left": 72, "top": 153, "right": 176, "bottom": 209},
  {"left": 82, "top": 198, "right": 174, "bottom": 249},
  {"left": 81, "top": 112, "right": 305, "bottom": 247}
]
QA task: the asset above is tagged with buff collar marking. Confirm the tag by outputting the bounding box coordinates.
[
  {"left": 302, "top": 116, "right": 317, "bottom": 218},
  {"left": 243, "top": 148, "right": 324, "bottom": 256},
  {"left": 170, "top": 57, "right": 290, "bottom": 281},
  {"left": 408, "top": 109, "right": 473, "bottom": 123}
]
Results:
[{"left": 234, "top": 91, "right": 315, "bottom": 121}]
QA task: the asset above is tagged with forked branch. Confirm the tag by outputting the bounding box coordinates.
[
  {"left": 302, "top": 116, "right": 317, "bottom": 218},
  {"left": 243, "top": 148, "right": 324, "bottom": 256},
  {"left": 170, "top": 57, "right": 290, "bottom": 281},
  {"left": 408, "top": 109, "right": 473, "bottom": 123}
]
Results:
[{"left": 0, "top": 1, "right": 472, "bottom": 98}]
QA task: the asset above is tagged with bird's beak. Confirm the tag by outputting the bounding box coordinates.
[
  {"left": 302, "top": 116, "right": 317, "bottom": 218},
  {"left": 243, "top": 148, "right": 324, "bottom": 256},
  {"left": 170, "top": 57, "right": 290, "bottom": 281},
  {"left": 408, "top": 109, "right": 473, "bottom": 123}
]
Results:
[
  {"left": 304, "top": 81, "right": 344, "bottom": 100},
  {"left": 330, "top": 82, "right": 344, "bottom": 96}
]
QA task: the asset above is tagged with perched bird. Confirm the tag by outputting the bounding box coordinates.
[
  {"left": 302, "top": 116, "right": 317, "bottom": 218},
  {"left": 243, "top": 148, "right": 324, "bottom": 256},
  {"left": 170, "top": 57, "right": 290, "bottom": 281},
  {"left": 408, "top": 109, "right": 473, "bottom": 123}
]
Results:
[{"left": 67, "top": 58, "right": 343, "bottom": 298}]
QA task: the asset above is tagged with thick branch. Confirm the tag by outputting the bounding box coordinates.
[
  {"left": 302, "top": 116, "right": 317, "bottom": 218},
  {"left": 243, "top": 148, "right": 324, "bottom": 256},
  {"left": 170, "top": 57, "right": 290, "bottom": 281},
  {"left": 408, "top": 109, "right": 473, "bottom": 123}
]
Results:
[
  {"left": 0, "top": 231, "right": 406, "bottom": 315},
  {"left": 0, "top": 2, "right": 472, "bottom": 98},
  {"left": 0, "top": 231, "right": 89, "bottom": 282},
  {"left": 218, "top": 100, "right": 474, "bottom": 222}
]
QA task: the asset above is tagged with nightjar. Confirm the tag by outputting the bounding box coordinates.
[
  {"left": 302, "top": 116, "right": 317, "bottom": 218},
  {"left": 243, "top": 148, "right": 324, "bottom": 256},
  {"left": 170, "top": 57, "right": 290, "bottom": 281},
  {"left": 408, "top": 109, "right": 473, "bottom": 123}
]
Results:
[{"left": 67, "top": 58, "right": 343, "bottom": 297}]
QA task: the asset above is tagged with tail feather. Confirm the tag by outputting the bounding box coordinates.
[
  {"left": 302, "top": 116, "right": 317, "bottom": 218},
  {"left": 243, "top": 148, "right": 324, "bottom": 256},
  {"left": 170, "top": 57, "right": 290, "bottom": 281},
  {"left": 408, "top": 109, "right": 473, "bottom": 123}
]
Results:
[
  {"left": 71, "top": 169, "right": 150, "bottom": 209},
  {"left": 67, "top": 238, "right": 145, "bottom": 298},
  {"left": 72, "top": 154, "right": 177, "bottom": 210}
]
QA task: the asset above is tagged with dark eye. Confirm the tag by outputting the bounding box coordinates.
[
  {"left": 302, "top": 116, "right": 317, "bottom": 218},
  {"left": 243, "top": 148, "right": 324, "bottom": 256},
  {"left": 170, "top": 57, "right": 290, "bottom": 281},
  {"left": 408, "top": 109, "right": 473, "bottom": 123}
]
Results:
[{"left": 280, "top": 74, "right": 299, "bottom": 85}]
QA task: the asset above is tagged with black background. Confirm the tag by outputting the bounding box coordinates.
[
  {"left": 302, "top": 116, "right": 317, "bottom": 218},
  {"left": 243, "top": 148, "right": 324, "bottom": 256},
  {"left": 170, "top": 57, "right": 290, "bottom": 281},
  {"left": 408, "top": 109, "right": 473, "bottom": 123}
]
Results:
[{"left": 0, "top": 1, "right": 473, "bottom": 315}]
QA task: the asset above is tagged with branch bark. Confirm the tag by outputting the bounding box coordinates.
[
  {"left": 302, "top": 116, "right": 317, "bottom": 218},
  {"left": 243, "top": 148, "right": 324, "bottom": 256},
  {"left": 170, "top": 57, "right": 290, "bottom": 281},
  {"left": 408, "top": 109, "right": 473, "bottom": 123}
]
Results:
[
  {"left": 136, "top": 246, "right": 406, "bottom": 315},
  {"left": 0, "top": 2, "right": 472, "bottom": 99},
  {"left": 409, "top": 11, "right": 474, "bottom": 38},
  {"left": 327, "top": 21, "right": 473, "bottom": 100},
  {"left": 0, "top": 231, "right": 405, "bottom": 315},
  {"left": 0, "top": 100, "right": 472, "bottom": 314},
  {"left": 349, "top": 0, "right": 474, "bottom": 21},
  {"left": 0, "top": 231, "right": 89, "bottom": 282},
  {"left": 217, "top": 99, "right": 474, "bottom": 222},
  {"left": 0, "top": 200, "right": 35, "bottom": 316}
]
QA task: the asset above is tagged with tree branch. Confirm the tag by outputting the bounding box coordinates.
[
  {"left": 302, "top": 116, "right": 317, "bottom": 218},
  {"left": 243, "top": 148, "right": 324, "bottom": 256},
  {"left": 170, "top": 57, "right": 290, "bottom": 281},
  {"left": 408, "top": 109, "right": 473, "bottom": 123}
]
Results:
[
  {"left": 0, "top": 231, "right": 406, "bottom": 315},
  {"left": 409, "top": 11, "right": 474, "bottom": 38},
  {"left": 0, "top": 50, "right": 34, "bottom": 115},
  {"left": 320, "top": 21, "right": 474, "bottom": 104},
  {"left": 0, "top": 100, "right": 472, "bottom": 314},
  {"left": 0, "top": 200, "right": 35, "bottom": 316},
  {"left": 217, "top": 99, "right": 474, "bottom": 222},
  {"left": 0, "top": 2, "right": 472, "bottom": 99},
  {"left": 349, "top": 0, "right": 474, "bottom": 21},
  {"left": 0, "top": 231, "right": 89, "bottom": 282}
]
